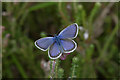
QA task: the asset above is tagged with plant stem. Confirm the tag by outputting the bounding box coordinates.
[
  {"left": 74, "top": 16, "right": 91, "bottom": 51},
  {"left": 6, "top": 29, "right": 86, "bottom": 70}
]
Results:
[
  {"left": 50, "top": 60, "right": 56, "bottom": 79},
  {"left": 58, "top": 2, "right": 69, "bottom": 24},
  {"left": 96, "top": 25, "right": 118, "bottom": 63}
]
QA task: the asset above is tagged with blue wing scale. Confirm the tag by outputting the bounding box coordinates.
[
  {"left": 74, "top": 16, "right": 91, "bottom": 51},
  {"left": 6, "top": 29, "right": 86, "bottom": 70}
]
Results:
[
  {"left": 58, "top": 23, "right": 78, "bottom": 39},
  {"left": 48, "top": 42, "right": 62, "bottom": 59},
  {"left": 35, "top": 37, "right": 54, "bottom": 51},
  {"left": 60, "top": 39, "right": 77, "bottom": 53}
]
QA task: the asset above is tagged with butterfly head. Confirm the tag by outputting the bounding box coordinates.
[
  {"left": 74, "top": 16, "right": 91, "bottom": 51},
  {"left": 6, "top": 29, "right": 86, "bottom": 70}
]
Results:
[
  {"left": 53, "top": 34, "right": 59, "bottom": 40},
  {"left": 54, "top": 34, "right": 57, "bottom": 37}
]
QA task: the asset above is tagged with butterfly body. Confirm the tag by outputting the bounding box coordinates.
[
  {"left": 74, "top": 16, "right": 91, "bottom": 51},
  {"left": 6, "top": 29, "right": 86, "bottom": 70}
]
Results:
[
  {"left": 53, "top": 35, "right": 61, "bottom": 46},
  {"left": 53, "top": 35, "right": 64, "bottom": 53},
  {"left": 35, "top": 23, "right": 78, "bottom": 59}
]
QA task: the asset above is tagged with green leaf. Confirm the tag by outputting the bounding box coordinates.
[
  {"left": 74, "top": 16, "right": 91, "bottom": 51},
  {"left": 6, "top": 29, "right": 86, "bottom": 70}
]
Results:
[{"left": 28, "top": 2, "right": 57, "bottom": 12}]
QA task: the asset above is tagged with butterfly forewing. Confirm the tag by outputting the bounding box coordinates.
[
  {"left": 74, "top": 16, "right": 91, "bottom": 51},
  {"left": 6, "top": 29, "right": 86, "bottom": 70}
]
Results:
[
  {"left": 48, "top": 42, "right": 62, "bottom": 59},
  {"left": 58, "top": 23, "right": 78, "bottom": 39},
  {"left": 60, "top": 39, "right": 77, "bottom": 53},
  {"left": 35, "top": 37, "right": 54, "bottom": 51}
]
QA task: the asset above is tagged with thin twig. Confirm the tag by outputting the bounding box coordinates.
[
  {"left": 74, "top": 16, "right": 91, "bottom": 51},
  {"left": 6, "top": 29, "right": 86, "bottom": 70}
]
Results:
[
  {"left": 93, "top": 3, "right": 115, "bottom": 38},
  {"left": 50, "top": 60, "right": 56, "bottom": 79}
]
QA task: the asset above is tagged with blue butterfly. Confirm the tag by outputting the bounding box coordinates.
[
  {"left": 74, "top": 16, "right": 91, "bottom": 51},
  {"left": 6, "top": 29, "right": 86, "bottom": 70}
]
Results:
[{"left": 35, "top": 23, "right": 78, "bottom": 59}]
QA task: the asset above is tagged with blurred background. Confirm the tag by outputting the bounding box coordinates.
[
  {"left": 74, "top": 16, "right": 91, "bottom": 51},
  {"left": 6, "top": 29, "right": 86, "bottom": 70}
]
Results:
[{"left": 2, "top": 2, "right": 119, "bottom": 78}]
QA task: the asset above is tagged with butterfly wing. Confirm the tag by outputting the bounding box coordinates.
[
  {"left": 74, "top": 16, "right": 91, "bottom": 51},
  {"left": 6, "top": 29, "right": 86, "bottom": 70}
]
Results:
[
  {"left": 60, "top": 39, "right": 77, "bottom": 53},
  {"left": 48, "top": 42, "right": 62, "bottom": 59},
  {"left": 58, "top": 23, "right": 78, "bottom": 39},
  {"left": 35, "top": 37, "right": 54, "bottom": 51}
]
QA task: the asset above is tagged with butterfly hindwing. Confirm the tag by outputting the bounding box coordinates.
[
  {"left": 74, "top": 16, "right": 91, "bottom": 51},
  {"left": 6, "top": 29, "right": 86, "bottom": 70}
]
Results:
[
  {"left": 35, "top": 37, "right": 54, "bottom": 51},
  {"left": 60, "top": 39, "right": 77, "bottom": 53},
  {"left": 58, "top": 23, "right": 78, "bottom": 39},
  {"left": 48, "top": 42, "right": 62, "bottom": 59}
]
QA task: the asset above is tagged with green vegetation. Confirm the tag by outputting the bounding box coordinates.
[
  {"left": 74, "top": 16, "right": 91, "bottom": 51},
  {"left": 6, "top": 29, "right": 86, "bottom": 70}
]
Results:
[{"left": 2, "top": 2, "right": 119, "bottom": 79}]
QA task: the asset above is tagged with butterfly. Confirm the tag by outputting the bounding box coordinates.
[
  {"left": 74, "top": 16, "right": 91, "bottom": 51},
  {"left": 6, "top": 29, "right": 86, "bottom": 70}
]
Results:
[{"left": 35, "top": 23, "right": 78, "bottom": 59}]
